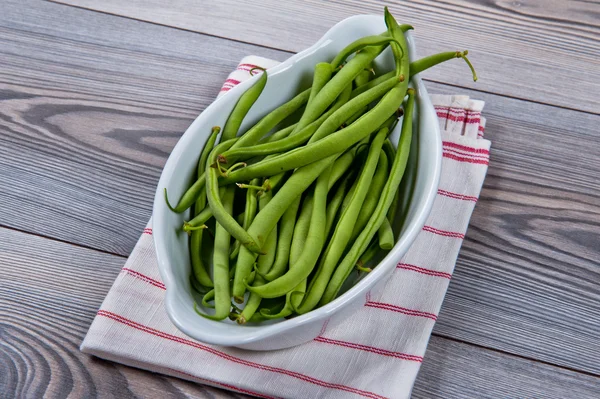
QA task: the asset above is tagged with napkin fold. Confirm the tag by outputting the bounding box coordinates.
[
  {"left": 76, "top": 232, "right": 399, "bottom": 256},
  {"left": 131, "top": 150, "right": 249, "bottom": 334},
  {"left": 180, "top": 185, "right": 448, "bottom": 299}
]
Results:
[{"left": 81, "top": 56, "right": 490, "bottom": 399}]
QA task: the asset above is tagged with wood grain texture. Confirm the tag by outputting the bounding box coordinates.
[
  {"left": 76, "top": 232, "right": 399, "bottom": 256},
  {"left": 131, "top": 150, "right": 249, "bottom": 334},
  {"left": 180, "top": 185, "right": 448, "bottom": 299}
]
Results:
[
  {"left": 51, "top": 0, "right": 600, "bottom": 113},
  {"left": 414, "top": 336, "right": 600, "bottom": 399},
  {"left": 0, "top": 227, "right": 239, "bottom": 399},
  {"left": 426, "top": 81, "right": 600, "bottom": 374},
  {"left": 0, "top": 0, "right": 285, "bottom": 256},
  {"left": 1, "top": 227, "right": 599, "bottom": 399},
  {"left": 2, "top": 0, "right": 600, "bottom": 377}
]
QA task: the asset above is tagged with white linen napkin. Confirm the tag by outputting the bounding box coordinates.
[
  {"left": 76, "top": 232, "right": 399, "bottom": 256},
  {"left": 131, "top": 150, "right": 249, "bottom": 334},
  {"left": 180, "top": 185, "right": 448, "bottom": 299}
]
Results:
[{"left": 81, "top": 55, "right": 490, "bottom": 399}]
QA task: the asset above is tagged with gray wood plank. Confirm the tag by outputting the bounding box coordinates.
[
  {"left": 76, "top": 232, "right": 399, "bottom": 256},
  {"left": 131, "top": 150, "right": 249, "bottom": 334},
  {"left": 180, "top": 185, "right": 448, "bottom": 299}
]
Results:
[
  {"left": 0, "top": 228, "right": 235, "bottom": 399},
  {"left": 414, "top": 337, "right": 600, "bottom": 399},
  {"left": 51, "top": 0, "right": 600, "bottom": 113},
  {"left": 1, "top": 0, "right": 600, "bottom": 378},
  {"left": 1, "top": 227, "right": 599, "bottom": 399},
  {"left": 0, "top": 0, "right": 285, "bottom": 256},
  {"left": 427, "top": 81, "right": 600, "bottom": 375}
]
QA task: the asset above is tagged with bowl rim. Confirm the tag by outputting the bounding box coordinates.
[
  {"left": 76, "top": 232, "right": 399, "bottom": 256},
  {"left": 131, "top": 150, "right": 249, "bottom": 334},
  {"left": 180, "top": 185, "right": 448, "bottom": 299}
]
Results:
[{"left": 153, "top": 14, "right": 442, "bottom": 346}]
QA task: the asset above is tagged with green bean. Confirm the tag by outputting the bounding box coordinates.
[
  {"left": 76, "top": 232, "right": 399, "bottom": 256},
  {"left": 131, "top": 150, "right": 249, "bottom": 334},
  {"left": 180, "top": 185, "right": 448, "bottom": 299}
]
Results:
[
  {"left": 328, "top": 135, "right": 369, "bottom": 189},
  {"left": 183, "top": 205, "right": 213, "bottom": 231},
  {"left": 385, "top": 8, "right": 404, "bottom": 76},
  {"left": 195, "top": 126, "right": 220, "bottom": 210},
  {"left": 187, "top": 127, "right": 221, "bottom": 286},
  {"left": 261, "top": 196, "right": 301, "bottom": 281},
  {"left": 238, "top": 191, "right": 277, "bottom": 323},
  {"left": 350, "top": 150, "right": 389, "bottom": 241},
  {"left": 320, "top": 88, "right": 415, "bottom": 305},
  {"left": 196, "top": 186, "right": 236, "bottom": 320},
  {"left": 230, "top": 58, "right": 407, "bottom": 300},
  {"left": 335, "top": 119, "right": 394, "bottom": 219},
  {"left": 222, "top": 63, "right": 334, "bottom": 163},
  {"left": 219, "top": 91, "right": 346, "bottom": 163},
  {"left": 308, "top": 77, "right": 399, "bottom": 144},
  {"left": 256, "top": 194, "right": 277, "bottom": 272},
  {"left": 330, "top": 35, "right": 400, "bottom": 69},
  {"left": 356, "top": 239, "right": 380, "bottom": 272},
  {"left": 178, "top": 78, "right": 368, "bottom": 219},
  {"left": 205, "top": 138, "right": 262, "bottom": 254},
  {"left": 324, "top": 173, "right": 353, "bottom": 240},
  {"left": 377, "top": 217, "right": 395, "bottom": 250},
  {"left": 201, "top": 289, "right": 215, "bottom": 309},
  {"left": 229, "top": 73, "right": 346, "bottom": 200},
  {"left": 344, "top": 106, "right": 369, "bottom": 126},
  {"left": 249, "top": 297, "right": 286, "bottom": 322},
  {"left": 234, "top": 88, "right": 311, "bottom": 148},
  {"left": 229, "top": 178, "right": 260, "bottom": 260},
  {"left": 328, "top": 155, "right": 354, "bottom": 190},
  {"left": 164, "top": 175, "right": 206, "bottom": 214},
  {"left": 190, "top": 228, "right": 213, "bottom": 287},
  {"left": 296, "top": 140, "right": 363, "bottom": 245},
  {"left": 310, "top": 62, "right": 334, "bottom": 103},
  {"left": 190, "top": 274, "right": 210, "bottom": 294},
  {"left": 265, "top": 139, "right": 361, "bottom": 283},
  {"left": 289, "top": 193, "right": 313, "bottom": 266},
  {"left": 166, "top": 89, "right": 311, "bottom": 214},
  {"left": 328, "top": 138, "right": 373, "bottom": 231},
  {"left": 386, "top": 186, "right": 401, "bottom": 231},
  {"left": 258, "top": 297, "right": 295, "bottom": 320},
  {"left": 258, "top": 281, "right": 305, "bottom": 320},
  {"left": 382, "top": 139, "right": 396, "bottom": 167},
  {"left": 385, "top": 7, "right": 411, "bottom": 85},
  {"left": 317, "top": 19, "right": 412, "bottom": 303},
  {"left": 352, "top": 41, "right": 458, "bottom": 99},
  {"left": 293, "top": 44, "right": 385, "bottom": 133},
  {"left": 380, "top": 139, "right": 399, "bottom": 241},
  {"left": 222, "top": 77, "right": 402, "bottom": 184},
  {"left": 231, "top": 154, "right": 337, "bottom": 301},
  {"left": 350, "top": 71, "right": 395, "bottom": 98},
  {"left": 410, "top": 50, "right": 477, "bottom": 81},
  {"left": 164, "top": 127, "right": 220, "bottom": 214},
  {"left": 258, "top": 123, "right": 296, "bottom": 144},
  {"left": 339, "top": 174, "right": 358, "bottom": 219},
  {"left": 235, "top": 211, "right": 245, "bottom": 226},
  {"left": 354, "top": 68, "right": 372, "bottom": 88},
  {"left": 245, "top": 165, "right": 330, "bottom": 298},
  {"left": 221, "top": 70, "right": 267, "bottom": 141},
  {"left": 295, "top": 125, "right": 389, "bottom": 313}
]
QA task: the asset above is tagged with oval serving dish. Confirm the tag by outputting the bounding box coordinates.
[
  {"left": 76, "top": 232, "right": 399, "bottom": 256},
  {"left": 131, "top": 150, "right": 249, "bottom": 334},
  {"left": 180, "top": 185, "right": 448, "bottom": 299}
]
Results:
[{"left": 153, "top": 14, "right": 441, "bottom": 350}]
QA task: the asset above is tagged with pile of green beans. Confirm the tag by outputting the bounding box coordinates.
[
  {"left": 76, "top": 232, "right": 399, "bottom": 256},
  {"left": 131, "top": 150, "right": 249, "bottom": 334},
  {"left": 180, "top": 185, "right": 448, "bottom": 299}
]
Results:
[{"left": 167, "top": 8, "right": 477, "bottom": 323}]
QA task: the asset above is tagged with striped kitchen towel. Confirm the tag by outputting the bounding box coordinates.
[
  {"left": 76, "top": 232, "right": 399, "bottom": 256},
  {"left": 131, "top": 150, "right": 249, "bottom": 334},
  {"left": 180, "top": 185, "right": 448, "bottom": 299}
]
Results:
[{"left": 81, "top": 55, "right": 490, "bottom": 399}]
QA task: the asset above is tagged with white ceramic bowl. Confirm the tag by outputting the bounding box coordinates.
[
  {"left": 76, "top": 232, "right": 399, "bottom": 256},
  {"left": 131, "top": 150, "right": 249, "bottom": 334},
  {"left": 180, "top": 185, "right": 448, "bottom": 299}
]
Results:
[{"left": 153, "top": 14, "right": 442, "bottom": 350}]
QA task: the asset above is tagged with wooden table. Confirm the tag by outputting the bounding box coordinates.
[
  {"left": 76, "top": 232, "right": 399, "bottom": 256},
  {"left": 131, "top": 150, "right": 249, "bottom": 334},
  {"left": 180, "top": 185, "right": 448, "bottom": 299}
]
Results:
[{"left": 1, "top": 0, "right": 599, "bottom": 397}]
